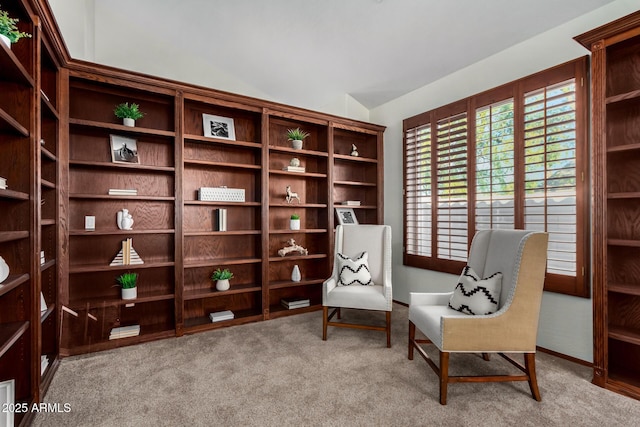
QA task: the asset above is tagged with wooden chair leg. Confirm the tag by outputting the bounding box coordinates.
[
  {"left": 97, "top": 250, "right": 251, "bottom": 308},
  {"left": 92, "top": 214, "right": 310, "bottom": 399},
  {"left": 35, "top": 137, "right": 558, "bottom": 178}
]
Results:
[
  {"left": 386, "top": 311, "right": 391, "bottom": 348},
  {"left": 525, "top": 353, "right": 541, "bottom": 401},
  {"left": 408, "top": 321, "right": 415, "bottom": 360},
  {"left": 482, "top": 353, "right": 491, "bottom": 361},
  {"left": 322, "top": 306, "right": 328, "bottom": 341},
  {"left": 439, "top": 351, "right": 449, "bottom": 405},
  {"left": 337, "top": 307, "right": 341, "bottom": 319}
]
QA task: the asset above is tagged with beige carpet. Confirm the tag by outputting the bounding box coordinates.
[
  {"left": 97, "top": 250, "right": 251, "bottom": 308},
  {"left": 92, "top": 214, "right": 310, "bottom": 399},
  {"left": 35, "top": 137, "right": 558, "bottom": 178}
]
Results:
[{"left": 34, "top": 304, "right": 640, "bottom": 426}]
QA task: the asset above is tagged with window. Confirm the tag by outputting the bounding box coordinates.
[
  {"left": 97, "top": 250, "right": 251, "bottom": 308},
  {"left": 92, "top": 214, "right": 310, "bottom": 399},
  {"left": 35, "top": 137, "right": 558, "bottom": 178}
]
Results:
[{"left": 403, "top": 58, "right": 589, "bottom": 297}]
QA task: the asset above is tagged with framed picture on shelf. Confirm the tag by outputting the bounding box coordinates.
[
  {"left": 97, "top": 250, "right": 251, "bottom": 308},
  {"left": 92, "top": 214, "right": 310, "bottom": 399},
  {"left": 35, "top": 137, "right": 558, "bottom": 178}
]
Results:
[
  {"left": 202, "top": 114, "right": 236, "bottom": 140},
  {"left": 335, "top": 207, "right": 358, "bottom": 225},
  {"left": 110, "top": 135, "right": 140, "bottom": 164},
  {"left": 0, "top": 379, "right": 15, "bottom": 427}
]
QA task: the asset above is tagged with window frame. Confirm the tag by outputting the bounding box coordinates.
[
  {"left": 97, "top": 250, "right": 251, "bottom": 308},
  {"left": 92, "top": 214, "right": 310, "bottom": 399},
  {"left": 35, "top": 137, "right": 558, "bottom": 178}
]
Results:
[{"left": 403, "top": 57, "right": 589, "bottom": 297}]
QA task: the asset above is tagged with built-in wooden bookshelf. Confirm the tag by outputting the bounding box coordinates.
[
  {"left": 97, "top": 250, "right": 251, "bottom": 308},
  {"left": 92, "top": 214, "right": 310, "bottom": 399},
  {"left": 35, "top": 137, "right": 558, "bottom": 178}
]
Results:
[{"left": 576, "top": 10, "right": 640, "bottom": 401}]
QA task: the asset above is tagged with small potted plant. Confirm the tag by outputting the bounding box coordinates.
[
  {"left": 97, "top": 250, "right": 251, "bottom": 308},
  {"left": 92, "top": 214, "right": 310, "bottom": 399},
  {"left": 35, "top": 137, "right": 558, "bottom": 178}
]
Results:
[
  {"left": 116, "top": 272, "right": 138, "bottom": 300},
  {"left": 286, "top": 128, "right": 310, "bottom": 150},
  {"left": 0, "top": 7, "right": 31, "bottom": 49},
  {"left": 211, "top": 268, "right": 234, "bottom": 291},
  {"left": 114, "top": 102, "right": 145, "bottom": 127},
  {"left": 290, "top": 213, "right": 301, "bottom": 230}
]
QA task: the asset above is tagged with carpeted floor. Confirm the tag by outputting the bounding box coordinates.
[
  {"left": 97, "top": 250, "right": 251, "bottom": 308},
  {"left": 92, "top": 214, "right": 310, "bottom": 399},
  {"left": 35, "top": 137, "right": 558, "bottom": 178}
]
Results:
[{"left": 34, "top": 304, "right": 640, "bottom": 426}]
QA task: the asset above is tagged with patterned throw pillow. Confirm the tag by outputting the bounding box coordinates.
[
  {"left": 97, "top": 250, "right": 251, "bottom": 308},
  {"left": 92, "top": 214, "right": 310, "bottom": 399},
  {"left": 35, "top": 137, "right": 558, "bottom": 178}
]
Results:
[
  {"left": 337, "top": 252, "right": 373, "bottom": 286},
  {"left": 448, "top": 266, "right": 502, "bottom": 315}
]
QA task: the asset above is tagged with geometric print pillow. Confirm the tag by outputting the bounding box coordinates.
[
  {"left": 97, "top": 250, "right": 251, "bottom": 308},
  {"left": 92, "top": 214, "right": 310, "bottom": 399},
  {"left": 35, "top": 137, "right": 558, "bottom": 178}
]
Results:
[
  {"left": 448, "top": 266, "right": 502, "bottom": 315},
  {"left": 337, "top": 252, "right": 373, "bottom": 286}
]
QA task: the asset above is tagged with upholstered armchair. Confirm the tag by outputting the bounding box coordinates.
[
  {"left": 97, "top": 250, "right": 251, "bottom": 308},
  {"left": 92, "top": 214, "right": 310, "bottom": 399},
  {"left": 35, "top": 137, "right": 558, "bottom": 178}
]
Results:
[
  {"left": 323, "top": 224, "right": 392, "bottom": 347},
  {"left": 408, "top": 229, "right": 549, "bottom": 404}
]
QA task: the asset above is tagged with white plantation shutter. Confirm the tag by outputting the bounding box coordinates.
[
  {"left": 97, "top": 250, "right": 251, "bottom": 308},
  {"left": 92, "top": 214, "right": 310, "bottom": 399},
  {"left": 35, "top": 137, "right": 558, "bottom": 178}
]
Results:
[
  {"left": 475, "top": 100, "right": 515, "bottom": 231},
  {"left": 405, "top": 124, "right": 432, "bottom": 257},
  {"left": 436, "top": 113, "right": 468, "bottom": 261},
  {"left": 524, "top": 79, "right": 578, "bottom": 276}
]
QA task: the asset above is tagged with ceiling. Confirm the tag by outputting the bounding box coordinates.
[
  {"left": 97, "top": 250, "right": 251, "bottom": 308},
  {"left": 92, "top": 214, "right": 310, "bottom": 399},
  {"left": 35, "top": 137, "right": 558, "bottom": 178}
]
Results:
[{"left": 49, "top": 0, "right": 615, "bottom": 112}]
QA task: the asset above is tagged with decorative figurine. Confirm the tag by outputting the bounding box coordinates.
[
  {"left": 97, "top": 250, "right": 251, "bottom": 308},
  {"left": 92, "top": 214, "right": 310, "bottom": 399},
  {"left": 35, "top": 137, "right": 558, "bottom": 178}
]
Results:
[
  {"left": 116, "top": 208, "right": 134, "bottom": 230},
  {"left": 278, "top": 239, "right": 309, "bottom": 257},
  {"left": 285, "top": 185, "right": 301, "bottom": 204},
  {"left": 350, "top": 143, "right": 359, "bottom": 157},
  {"left": 290, "top": 157, "right": 301, "bottom": 167}
]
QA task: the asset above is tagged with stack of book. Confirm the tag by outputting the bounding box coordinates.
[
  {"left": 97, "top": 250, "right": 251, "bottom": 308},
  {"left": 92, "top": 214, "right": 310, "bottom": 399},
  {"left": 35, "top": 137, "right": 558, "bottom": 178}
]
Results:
[
  {"left": 341, "top": 200, "right": 361, "bottom": 206},
  {"left": 209, "top": 310, "right": 234, "bottom": 322},
  {"left": 215, "top": 208, "right": 228, "bottom": 231},
  {"left": 109, "top": 324, "right": 141, "bottom": 340},
  {"left": 283, "top": 165, "right": 305, "bottom": 173},
  {"left": 108, "top": 188, "right": 137, "bottom": 196},
  {"left": 281, "top": 298, "right": 310, "bottom": 310},
  {"left": 0, "top": 177, "right": 7, "bottom": 190}
]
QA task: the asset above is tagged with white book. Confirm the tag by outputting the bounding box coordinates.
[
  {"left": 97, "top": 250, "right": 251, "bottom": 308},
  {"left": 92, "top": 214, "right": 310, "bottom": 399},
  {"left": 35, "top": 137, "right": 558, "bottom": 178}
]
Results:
[
  {"left": 283, "top": 166, "right": 306, "bottom": 173},
  {"left": 110, "top": 325, "right": 141, "bottom": 338},
  {"left": 281, "top": 298, "right": 310, "bottom": 309},
  {"left": 108, "top": 189, "right": 138, "bottom": 195},
  {"left": 342, "top": 200, "right": 361, "bottom": 206},
  {"left": 209, "top": 310, "right": 234, "bottom": 322}
]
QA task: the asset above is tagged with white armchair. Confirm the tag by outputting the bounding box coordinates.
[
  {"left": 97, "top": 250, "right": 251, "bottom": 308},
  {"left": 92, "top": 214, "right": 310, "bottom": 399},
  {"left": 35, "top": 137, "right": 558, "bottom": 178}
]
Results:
[
  {"left": 322, "top": 224, "right": 392, "bottom": 347},
  {"left": 408, "top": 229, "right": 549, "bottom": 404}
]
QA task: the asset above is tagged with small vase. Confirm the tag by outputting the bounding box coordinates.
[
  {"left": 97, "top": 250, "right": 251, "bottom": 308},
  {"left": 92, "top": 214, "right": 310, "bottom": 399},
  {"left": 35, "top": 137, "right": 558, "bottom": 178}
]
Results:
[
  {"left": 291, "top": 265, "right": 301, "bottom": 282},
  {"left": 291, "top": 139, "right": 303, "bottom": 150},
  {"left": 0, "top": 256, "right": 9, "bottom": 283},
  {"left": 0, "top": 34, "right": 10, "bottom": 50},
  {"left": 290, "top": 219, "right": 301, "bottom": 230},
  {"left": 123, "top": 118, "right": 135, "bottom": 127},
  {"left": 121, "top": 287, "right": 137, "bottom": 300},
  {"left": 216, "top": 279, "right": 230, "bottom": 291}
]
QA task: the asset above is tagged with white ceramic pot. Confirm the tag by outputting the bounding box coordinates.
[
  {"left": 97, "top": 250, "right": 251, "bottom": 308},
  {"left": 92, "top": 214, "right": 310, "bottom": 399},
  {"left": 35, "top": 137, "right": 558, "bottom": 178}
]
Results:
[
  {"left": 121, "top": 287, "right": 137, "bottom": 300},
  {"left": 123, "top": 117, "right": 135, "bottom": 127},
  {"left": 291, "top": 265, "right": 301, "bottom": 282},
  {"left": 291, "top": 139, "right": 303, "bottom": 150},
  {"left": 216, "top": 279, "right": 230, "bottom": 291},
  {"left": 0, "top": 256, "right": 9, "bottom": 283},
  {"left": 290, "top": 219, "right": 301, "bottom": 230},
  {"left": 0, "top": 34, "right": 11, "bottom": 50}
]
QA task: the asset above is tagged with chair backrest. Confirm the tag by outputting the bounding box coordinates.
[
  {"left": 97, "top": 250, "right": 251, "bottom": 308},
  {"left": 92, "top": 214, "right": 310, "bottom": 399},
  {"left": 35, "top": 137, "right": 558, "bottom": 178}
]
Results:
[
  {"left": 334, "top": 225, "right": 391, "bottom": 284},
  {"left": 467, "top": 229, "right": 546, "bottom": 310}
]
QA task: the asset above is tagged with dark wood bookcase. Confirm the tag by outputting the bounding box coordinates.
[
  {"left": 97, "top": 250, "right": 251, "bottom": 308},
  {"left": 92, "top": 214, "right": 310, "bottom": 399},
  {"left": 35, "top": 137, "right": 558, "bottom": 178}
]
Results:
[{"left": 576, "top": 10, "right": 640, "bottom": 401}]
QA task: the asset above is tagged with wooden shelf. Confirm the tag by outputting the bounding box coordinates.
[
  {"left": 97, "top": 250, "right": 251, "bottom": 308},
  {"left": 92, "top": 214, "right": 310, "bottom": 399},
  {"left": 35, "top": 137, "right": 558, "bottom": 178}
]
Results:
[
  {"left": 41, "top": 146, "right": 57, "bottom": 161},
  {"left": 606, "top": 88, "right": 640, "bottom": 104},
  {"left": 0, "top": 43, "right": 34, "bottom": 87},
  {"left": 70, "top": 194, "right": 175, "bottom": 201},
  {"left": 608, "top": 192, "right": 640, "bottom": 199},
  {"left": 62, "top": 328, "right": 176, "bottom": 357},
  {"left": 334, "top": 180, "right": 377, "bottom": 187},
  {"left": 0, "top": 188, "right": 29, "bottom": 200},
  {"left": 0, "top": 321, "right": 29, "bottom": 359},
  {"left": 184, "top": 230, "right": 260, "bottom": 237},
  {"left": 184, "top": 284, "right": 261, "bottom": 300},
  {"left": 0, "top": 230, "right": 29, "bottom": 243},
  {"left": 69, "top": 160, "right": 175, "bottom": 173},
  {"left": 40, "top": 304, "right": 55, "bottom": 323},
  {"left": 184, "top": 200, "right": 260, "bottom": 206},
  {"left": 0, "top": 107, "right": 30, "bottom": 136},
  {"left": 70, "top": 229, "right": 175, "bottom": 236},
  {"left": 270, "top": 229, "right": 327, "bottom": 234},
  {"left": 269, "top": 303, "right": 321, "bottom": 319},
  {"left": 184, "top": 133, "right": 262, "bottom": 149},
  {"left": 184, "top": 258, "right": 261, "bottom": 269},
  {"left": 269, "top": 278, "right": 325, "bottom": 290},
  {"left": 184, "top": 159, "right": 260, "bottom": 170},
  {"left": 0, "top": 274, "right": 30, "bottom": 298},
  {"left": 70, "top": 292, "right": 175, "bottom": 309},
  {"left": 41, "top": 96, "right": 59, "bottom": 120},
  {"left": 69, "top": 261, "right": 175, "bottom": 274},
  {"left": 183, "top": 310, "right": 263, "bottom": 333},
  {"left": 41, "top": 259, "right": 56, "bottom": 272},
  {"left": 69, "top": 117, "right": 175, "bottom": 137},
  {"left": 609, "top": 326, "right": 640, "bottom": 346},
  {"left": 41, "top": 178, "right": 56, "bottom": 189},
  {"left": 607, "top": 239, "right": 640, "bottom": 247},
  {"left": 269, "top": 170, "right": 327, "bottom": 178},
  {"left": 41, "top": 218, "right": 56, "bottom": 226},
  {"left": 269, "top": 203, "right": 328, "bottom": 208},
  {"left": 334, "top": 154, "right": 378, "bottom": 164},
  {"left": 269, "top": 254, "right": 327, "bottom": 262},
  {"left": 609, "top": 283, "right": 640, "bottom": 296},
  {"left": 269, "top": 145, "right": 328, "bottom": 157}
]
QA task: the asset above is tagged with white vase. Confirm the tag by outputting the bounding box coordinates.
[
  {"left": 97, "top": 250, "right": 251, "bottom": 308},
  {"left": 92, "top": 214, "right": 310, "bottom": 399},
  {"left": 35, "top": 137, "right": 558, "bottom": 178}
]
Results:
[
  {"left": 121, "top": 287, "right": 137, "bottom": 300},
  {"left": 216, "top": 279, "right": 230, "bottom": 291},
  {"left": 290, "top": 219, "right": 301, "bottom": 230},
  {"left": 123, "top": 118, "right": 135, "bottom": 127},
  {"left": 291, "top": 265, "right": 301, "bottom": 282},
  {"left": 291, "top": 139, "right": 303, "bottom": 150},
  {"left": 0, "top": 256, "right": 9, "bottom": 283},
  {"left": 0, "top": 34, "right": 10, "bottom": 50}
]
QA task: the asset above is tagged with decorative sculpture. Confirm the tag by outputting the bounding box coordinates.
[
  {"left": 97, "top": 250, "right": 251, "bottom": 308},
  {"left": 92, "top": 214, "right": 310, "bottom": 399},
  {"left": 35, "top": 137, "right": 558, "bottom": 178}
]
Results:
[
  {"left": 290, "top": 157, "right": 301, "bottom": 167},
  {"left": 350, "top": 144, "right": 359, "bottom": 157},
  {"left": 285, "top": 185, "right": 301, "bottom": 204},
  {"left": 117, "top": 208, "right": 134, "bottom": 230},
  {"left": 278, "top": 239, "right": 309, "bottom": 257}
]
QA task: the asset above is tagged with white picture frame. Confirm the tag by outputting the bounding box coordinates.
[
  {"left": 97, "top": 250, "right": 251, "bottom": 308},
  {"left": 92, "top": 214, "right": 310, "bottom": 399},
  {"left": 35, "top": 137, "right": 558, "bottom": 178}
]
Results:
[
  {"left": 335, "top": 207, "right": 358, "bottom": 225},
  {"left": 110, "top": 135, "right": 140, "bottom": 164},
  {"left": 202, "top": 114, "right": 236, "bottom": 140},
  {"left": 0, "top": 379, "right": 14, "bottom": 427}
]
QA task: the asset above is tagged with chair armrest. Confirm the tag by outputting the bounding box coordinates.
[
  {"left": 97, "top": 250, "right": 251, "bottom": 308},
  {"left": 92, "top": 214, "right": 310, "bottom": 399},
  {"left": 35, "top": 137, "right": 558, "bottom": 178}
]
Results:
[
  {"left": 322, "top": 277, "right": 337, "bottom": 305},
  {"left": 409, "top": 292, "right": 452, "bottom": 307}
]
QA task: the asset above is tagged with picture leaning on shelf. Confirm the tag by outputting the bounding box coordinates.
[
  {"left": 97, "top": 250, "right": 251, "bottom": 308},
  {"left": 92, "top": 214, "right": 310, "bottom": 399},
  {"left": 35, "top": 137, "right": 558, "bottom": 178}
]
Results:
[
  {"left": 202, "top": 113, "right": 236, "bottom": 140},
  {"left": 110, "top": 135, "right": 140, "bottom": 164},
  {"left": 335, "top": 207, "right": 358, "bottom": 225}
]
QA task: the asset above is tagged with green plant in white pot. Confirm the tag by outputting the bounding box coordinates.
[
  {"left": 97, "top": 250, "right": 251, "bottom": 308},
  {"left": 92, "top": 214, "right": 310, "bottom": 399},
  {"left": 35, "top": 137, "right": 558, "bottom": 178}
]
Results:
[
  {"left": 0, "top": 6, "right": 31, "bottom": 49},
  {"left": 286, "top": 127, "right": 310, "bottom": 150},
  {"left": 290, "top": 213, "right": 301, "bottom": 230},
  {"left": 211, "top": 268, "right": 233, "bottom": 291},
  {"left": 116, "top": 272, "right": 138, "bottom": 300},
  {"left": 114, "top": 102, "right": 145, "bottom": 127}
]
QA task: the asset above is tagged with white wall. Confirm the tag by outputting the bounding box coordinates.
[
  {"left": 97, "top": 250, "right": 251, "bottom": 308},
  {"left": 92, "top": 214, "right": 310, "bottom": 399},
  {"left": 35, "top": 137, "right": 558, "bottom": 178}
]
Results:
[{"left": 370, "top": 0, "right": 640, "bottom": 362}]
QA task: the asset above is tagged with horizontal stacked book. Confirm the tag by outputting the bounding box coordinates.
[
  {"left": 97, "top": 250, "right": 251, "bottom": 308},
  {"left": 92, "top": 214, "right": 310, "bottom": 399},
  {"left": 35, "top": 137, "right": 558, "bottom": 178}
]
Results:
[
  {"left": 283, "top": 166, "right": 305, "bottom": 173},
  {"left": 209, "top": 310, "right": 234, "bottom": 322},
  {"left": 281, "top": 298, "right": 310, "bottom": 310},
  {"left": 341, "top": 200, "right": 361, "bottom": 206},
  {"left": 108, "top": 188, "right": 138, "bottom": 196},
  {"left": 109, "top": 325, "right": 141, "bottom": 340}
]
